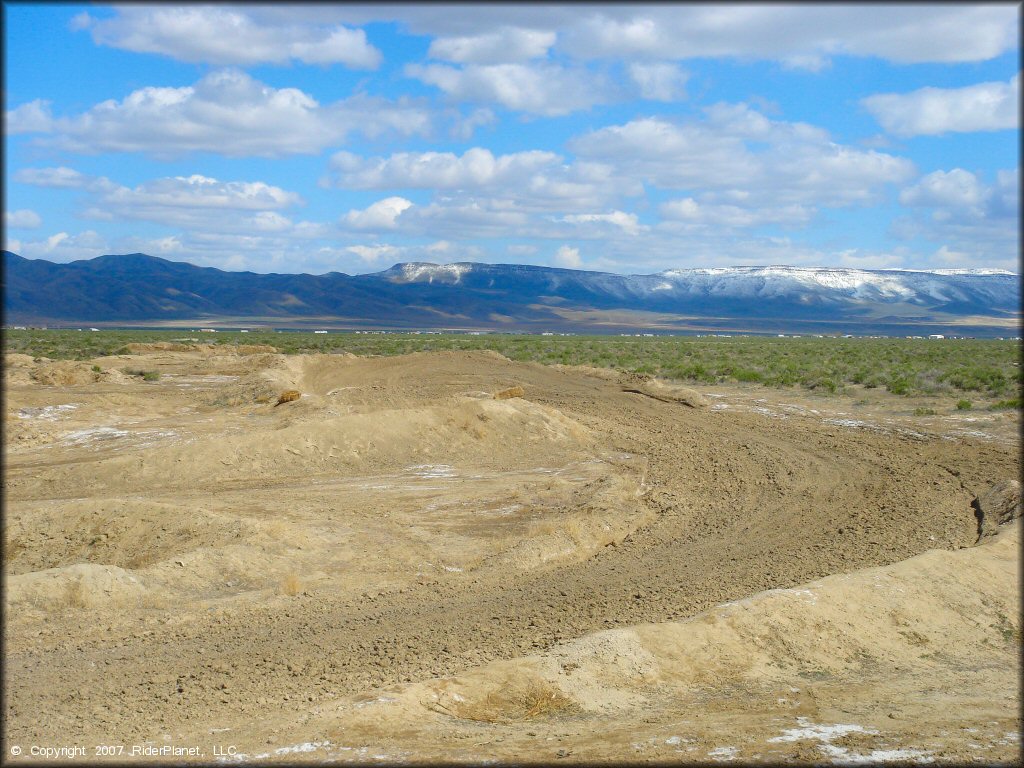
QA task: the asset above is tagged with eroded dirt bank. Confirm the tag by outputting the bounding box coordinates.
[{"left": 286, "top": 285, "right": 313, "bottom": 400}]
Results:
[{"left": 3, "top": 349, "right": 1019, "bottom": 762}]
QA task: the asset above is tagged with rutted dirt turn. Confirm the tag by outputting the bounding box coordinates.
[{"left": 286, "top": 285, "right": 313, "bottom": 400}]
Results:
[{"left": 3, "top": 349, "right": 1019, "bottom": 762}]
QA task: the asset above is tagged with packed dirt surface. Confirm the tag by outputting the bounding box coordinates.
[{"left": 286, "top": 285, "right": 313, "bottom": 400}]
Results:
[{"left": 3, "top": 348, "right": 1020, "bottom": 763}]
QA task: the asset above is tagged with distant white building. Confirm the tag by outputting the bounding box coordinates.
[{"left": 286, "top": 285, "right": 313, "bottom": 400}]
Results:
[{"left": 928, "top": 334, "right": 945, "bottom": 340}]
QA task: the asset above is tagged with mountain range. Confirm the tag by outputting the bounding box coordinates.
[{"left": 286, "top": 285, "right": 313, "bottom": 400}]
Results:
[{"left": 3, "top": 251, "right": 1019, "bottom": 336}]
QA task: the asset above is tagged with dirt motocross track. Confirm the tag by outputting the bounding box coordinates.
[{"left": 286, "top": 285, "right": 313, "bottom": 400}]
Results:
[{"left": 4, "top": 348, "right": 1020, "bottom": 763}]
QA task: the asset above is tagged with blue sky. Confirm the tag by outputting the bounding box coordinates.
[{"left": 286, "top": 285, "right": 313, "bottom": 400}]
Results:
[{"left": 4, "top": 3, "right": 1020, "bottom": 274}]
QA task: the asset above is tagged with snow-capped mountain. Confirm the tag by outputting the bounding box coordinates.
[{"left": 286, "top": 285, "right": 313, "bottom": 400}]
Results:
[
  {"left": 4, "top": 251, "right": 1019, "bottom": 335},
  {"left": 378, "top": 261, "right": 1018, "bottom": 317}
]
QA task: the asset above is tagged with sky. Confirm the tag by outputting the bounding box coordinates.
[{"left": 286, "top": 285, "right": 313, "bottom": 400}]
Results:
[{"left": 3, "top": 3, "right": 1020, "bottom": 275}]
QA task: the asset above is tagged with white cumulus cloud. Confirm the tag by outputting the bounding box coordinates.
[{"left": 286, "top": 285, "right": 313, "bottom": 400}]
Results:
[
  {"left": 74, "top": 6, "right": 381, "bottom": 68},
  {"left": 628, "top": 62, "right": 688, "bottom": 101},
  {"left": 4, "top": 210, "right": 42, "bottom": 229},
  {"left": 554, "top": 245, "right": 582, "bottom": 268},
  {"left": 571, "top": 105, "right": 914, "bottom": 214},
  {"left": 346, "top": 243, "right": 405, "bottom": 264},
  {"left": 5, "top": 99, "right": 54, "bottom": 134},
  {"left": 558, "top": 5, "right": 1017, "bottom": 65},
  {"left": 660, "top": 198, "right": 814, "bottom": 228},
  {"left": 13, "top": 166, "right": 90, "bottom": 188},
  {"left": 893, "top": 167, "right": 1018, "bottom": 268},
  {"left": 561, "top": 211, "right": 644, "bottom": 235},
  {"left": 406, "top": 62, "right": 614, "bottom": 116},
  {"left": 863, "top": 74, "right": 1020, "bottom": 137},
  {"left": 900, "top": 169, "right": 988, "bottom": 213},
  {"left": 10, "top": 230, "right": 108, "bottom": 261},
  {"left": 12, "top": 69, "right": 431, "bottom": 157},
  {"left": 428, "top": 27, "right": 556, "bottom": 64},
  {"left": 329, "top": 147, "right": 559, "bottom": 190},
  {"left": 343, "top": 197, "right": 414, "bottom": 230}
]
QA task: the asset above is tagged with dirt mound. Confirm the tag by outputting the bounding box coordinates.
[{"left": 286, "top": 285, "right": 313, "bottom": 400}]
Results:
[
  {"left": 5, "top": 352, "right": 37, "bottom": 367},
  {"left": 100, "top": 368, "right": 133, "bottom": 384},
  {"left": 6, "top": 563, "right": 160, "bottom": 611},
  {"left": 201, "top": 372, "right": 280, "bottom": 406},
  {"left": 5, "top": 498, "right": 256, "bottom": 576},
  {"left": 30, "top": 360, "right": 101, "bottom": 386},
  {"left": 14, "top": 396, "right": 597, "bottom": 499},
  {"left": 4, "top": 353, "right": 37, "bottom": 385}
]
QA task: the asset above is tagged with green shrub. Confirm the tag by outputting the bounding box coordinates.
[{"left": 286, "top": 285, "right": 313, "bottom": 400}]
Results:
[
  {"left": 956, "top": 399, "right": 972, "bottom": 410},
  {"left": 913, "top": 407, "right": 936, "bottom": 416},
  {"left": 91, "top": 365, "right": 101, "bottom": 373},
  {"left": 988, "top": 398, "right": 1021, "bottom": 410},
  {"left": 887, "top": 377, "right": 910, "bottom": 396},
  {"left": 734, "top": 369, "right": 763, "bottom": 383}
]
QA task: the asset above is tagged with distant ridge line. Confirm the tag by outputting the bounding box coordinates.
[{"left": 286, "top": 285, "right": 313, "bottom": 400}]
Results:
[{"left": 3, "top": 251, "right": 1019, "bottom": 336}]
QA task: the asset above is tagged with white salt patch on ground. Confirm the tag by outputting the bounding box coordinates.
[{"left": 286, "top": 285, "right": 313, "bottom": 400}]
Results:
[
  {"left": 62, "top": 426, "right": 131, "bottom": 445},
  {"left": 954, "top": 429, "right": 994, "bottom": 440},
  {"left": 18, "top": 404, "right": 79, "bottom": 420},
  {"left": 768, "top": 718, "right": 874, "bottom": 743},
  {"left": 819, "top": 744, "right": 934, "bottom": 763},
  {"left": 492, "top": 504, "right": 523, "bottom": 515},
  {"left": 708, "top": 745, "right": 739, "bottom": 760},
  {"left": 763, "top": 717, "right": 936, "bottom": 764},
  {"left": 752, "top": 407, "right": 787, "bottom": 419},
  {"left": 406, "top": 464, "right": 457, "bottom": 478},
  {"left": 60, "top": 426, "right": 180, "bottom": 450},
  {"left": 221, "top": 740, "right": 332, "bottom": 762},
  {"left": 823, "top": 418, "right": 874, "bottom": 429}
]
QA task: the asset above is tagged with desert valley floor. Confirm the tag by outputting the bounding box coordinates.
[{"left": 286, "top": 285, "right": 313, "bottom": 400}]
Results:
[{"left": 3, "top": 345, "right": 1020, "bottom": 763}]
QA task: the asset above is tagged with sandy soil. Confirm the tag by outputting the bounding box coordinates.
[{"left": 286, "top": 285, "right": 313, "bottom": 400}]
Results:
[{"left": 3, "top": 348, "right": 1020, "bottom": 763}]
